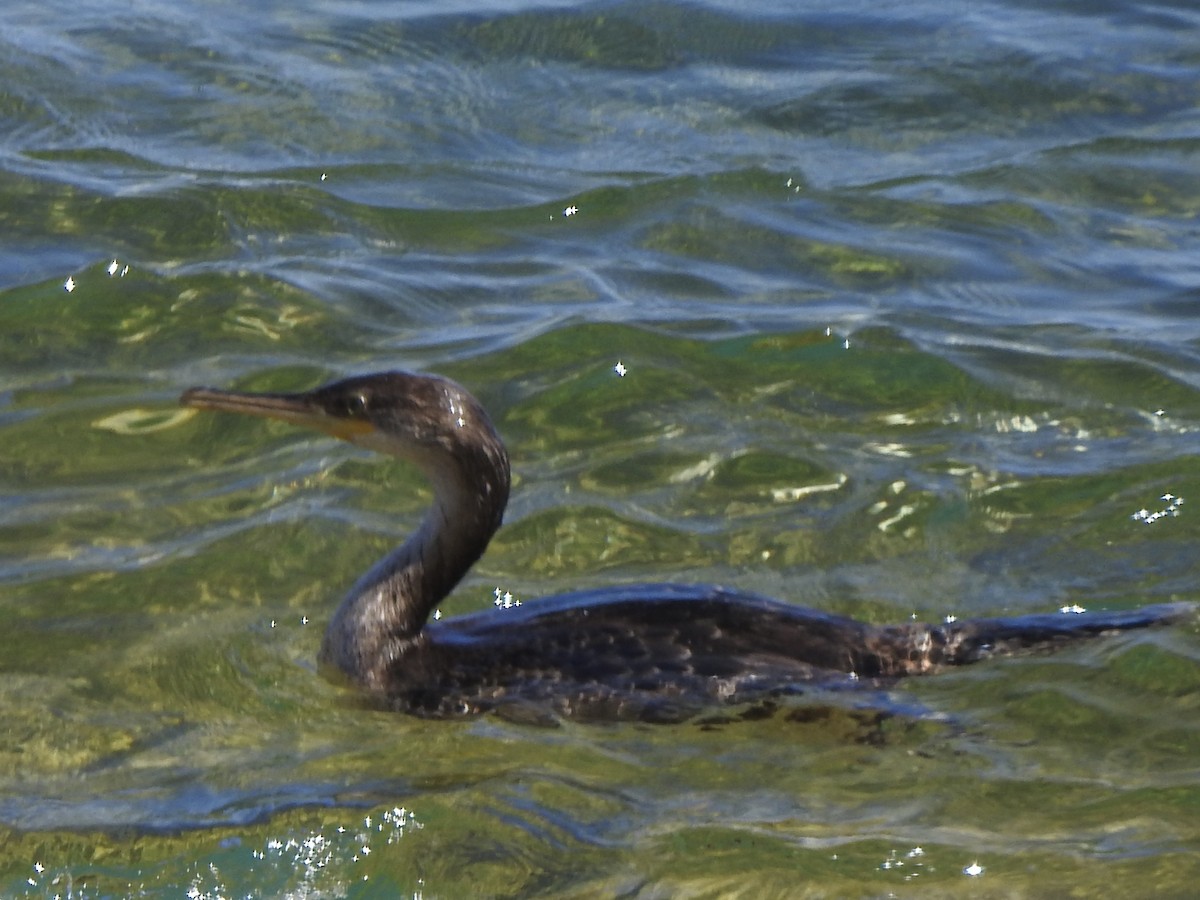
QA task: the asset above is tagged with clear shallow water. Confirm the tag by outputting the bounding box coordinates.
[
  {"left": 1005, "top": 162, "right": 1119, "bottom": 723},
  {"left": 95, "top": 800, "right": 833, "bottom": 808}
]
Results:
[{"left": 2, "top": 0, "right": 1199, "bottom": 896}]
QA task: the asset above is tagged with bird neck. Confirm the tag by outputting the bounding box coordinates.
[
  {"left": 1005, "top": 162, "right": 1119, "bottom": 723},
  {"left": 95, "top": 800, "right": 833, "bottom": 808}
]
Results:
[{"left": 318, "top": 464, "right": 506, "bottom": 691}]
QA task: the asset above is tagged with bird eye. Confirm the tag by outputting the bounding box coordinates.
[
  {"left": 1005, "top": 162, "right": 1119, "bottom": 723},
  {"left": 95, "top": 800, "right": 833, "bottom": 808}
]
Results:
[{"left": 345, "top": 394, "right": 368, "bottom": 417}]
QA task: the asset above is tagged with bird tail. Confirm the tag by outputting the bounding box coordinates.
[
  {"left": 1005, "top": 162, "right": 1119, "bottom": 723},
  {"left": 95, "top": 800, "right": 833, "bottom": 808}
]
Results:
[
  {"left": 860, "top": 602, "right": 1194, "bottom": 677},
  {"left": 935, "top": 601, "right": 1195, "bottom": 667}
]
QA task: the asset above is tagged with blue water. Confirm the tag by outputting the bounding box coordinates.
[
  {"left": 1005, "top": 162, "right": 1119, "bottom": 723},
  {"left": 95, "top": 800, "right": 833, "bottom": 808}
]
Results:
[{"left": 1, "top": 1, "right": 1198, "bottom": 896}]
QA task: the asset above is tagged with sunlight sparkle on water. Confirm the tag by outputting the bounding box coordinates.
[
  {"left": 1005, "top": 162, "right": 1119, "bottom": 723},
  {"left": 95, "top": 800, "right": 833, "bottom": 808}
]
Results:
[
  {"left": 1131, "top": 492, "right": 1183, "bottom": 524},
  {"left": 879, "top": 846, "right": 930, "bottom": 881},
  {"left": 493, "top": 586, "right": 521, "bottom": 609}
]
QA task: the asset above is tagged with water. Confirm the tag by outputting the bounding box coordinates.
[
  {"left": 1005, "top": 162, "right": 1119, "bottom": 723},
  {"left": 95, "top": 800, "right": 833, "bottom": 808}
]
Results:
[{"left": 2, "top": 0, "right": 1199, "bottom": 895}]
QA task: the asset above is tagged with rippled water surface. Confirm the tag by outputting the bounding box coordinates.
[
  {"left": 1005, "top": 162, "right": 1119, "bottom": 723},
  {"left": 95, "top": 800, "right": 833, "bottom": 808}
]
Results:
[{"left": 2, "top": 0, "right": 1199, "bottom": 896}]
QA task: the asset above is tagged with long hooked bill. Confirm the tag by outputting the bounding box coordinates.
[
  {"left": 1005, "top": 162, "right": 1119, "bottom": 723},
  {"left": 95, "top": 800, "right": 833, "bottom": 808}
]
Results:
[{"left": 181, "top": 386, "right": 375, "bottom": 441}]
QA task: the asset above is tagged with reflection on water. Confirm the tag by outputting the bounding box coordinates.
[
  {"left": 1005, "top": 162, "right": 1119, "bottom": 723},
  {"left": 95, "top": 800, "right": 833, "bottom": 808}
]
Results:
[{"left": 2, "top": 0, "right": 1199, "bottom": 895}]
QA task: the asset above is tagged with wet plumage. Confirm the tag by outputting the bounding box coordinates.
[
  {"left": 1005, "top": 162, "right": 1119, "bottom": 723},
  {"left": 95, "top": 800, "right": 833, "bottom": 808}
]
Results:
[{"left": 182, "top": 371, "right": 1193, "bottom": 722}]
